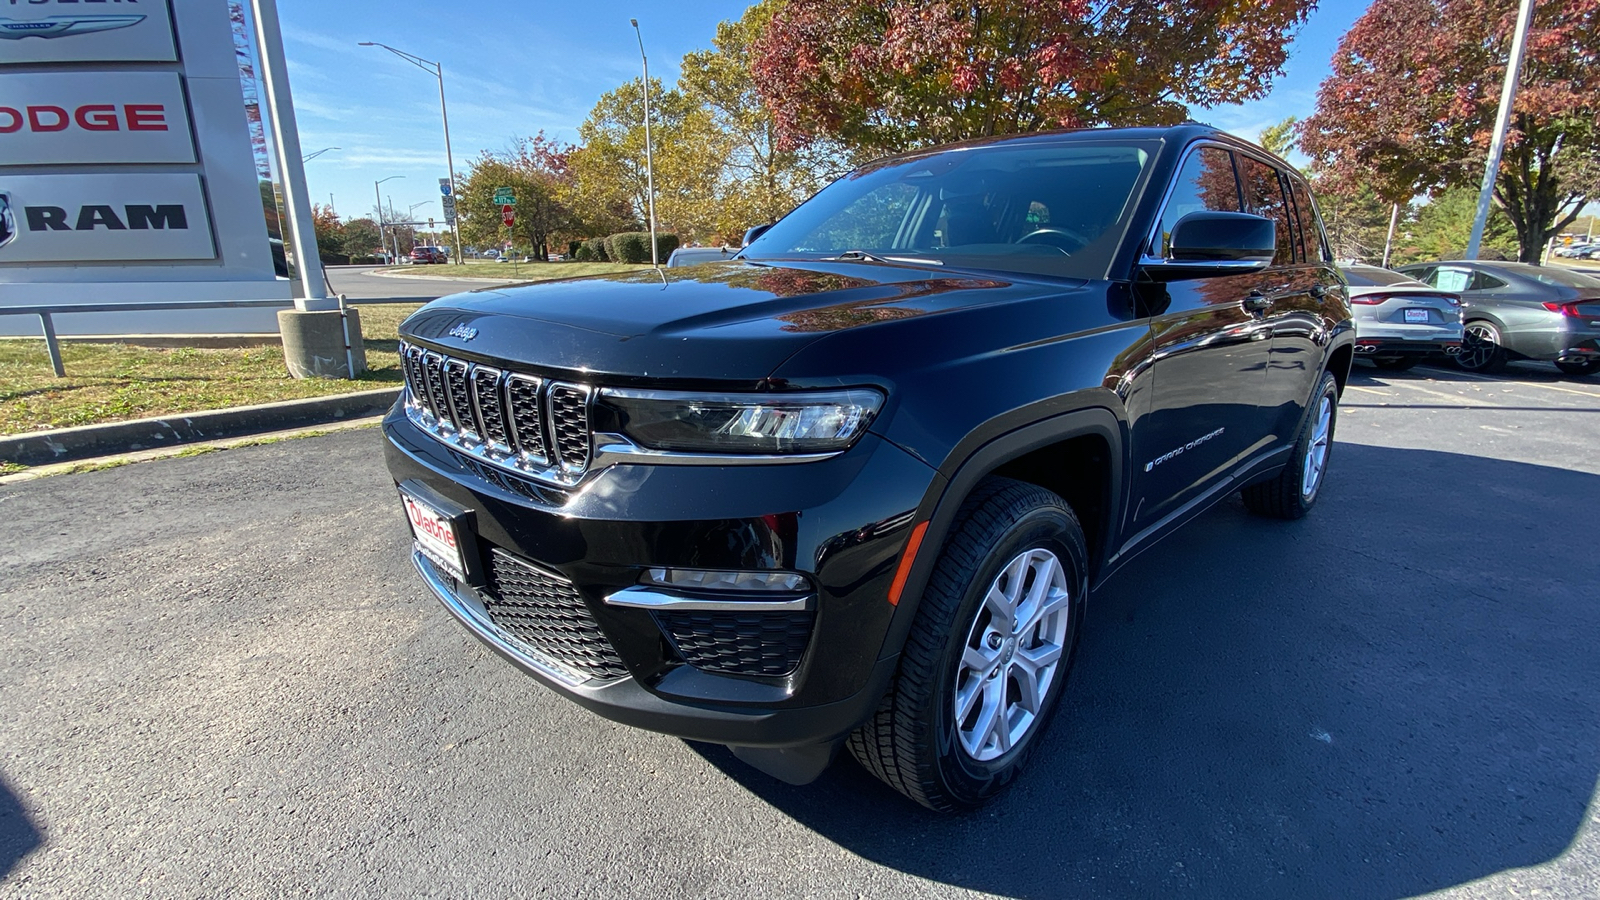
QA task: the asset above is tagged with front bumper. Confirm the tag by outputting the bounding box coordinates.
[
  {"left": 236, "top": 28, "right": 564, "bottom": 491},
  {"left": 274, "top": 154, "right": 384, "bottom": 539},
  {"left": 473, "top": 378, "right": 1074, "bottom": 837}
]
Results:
[{"left": 384, "top": 404, "right": 938, "bottom": 748}]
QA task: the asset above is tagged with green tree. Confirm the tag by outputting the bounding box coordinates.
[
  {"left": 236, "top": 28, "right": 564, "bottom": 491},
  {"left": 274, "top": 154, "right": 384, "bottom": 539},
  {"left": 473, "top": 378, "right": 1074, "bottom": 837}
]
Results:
[
  {"left": 680, "top": 3, "right": 850, "bottom": 238},
  {"left": 340, "top": 217, "right": 382, "bottom": 261},
  {"left": 457, "top": 134, "right": 578, "bottom": 259},
  {"left": 1259, "top": 117, "right": 1298, "bottom": 159},
  {"left": 1395, "top": 186, "right": 1520, "bottom": 264},
  {"left": 568, "top": 78, "right": 735, "bottom": 245}
]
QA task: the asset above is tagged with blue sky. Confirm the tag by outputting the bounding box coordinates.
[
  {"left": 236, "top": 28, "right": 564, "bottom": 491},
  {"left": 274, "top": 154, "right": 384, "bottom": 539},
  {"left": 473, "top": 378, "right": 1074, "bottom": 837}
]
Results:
[{"left": 276, "top": 0, "right": 1373, "bottom": 224}]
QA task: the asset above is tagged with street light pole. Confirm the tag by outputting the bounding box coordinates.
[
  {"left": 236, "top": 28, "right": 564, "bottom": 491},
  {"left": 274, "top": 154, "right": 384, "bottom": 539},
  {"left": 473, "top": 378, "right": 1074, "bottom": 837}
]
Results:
[
  {"left": 1466, "top": 0, "right": 1537, "bottom": 260},
  {"left": 302, "top": 146, "right": 340, "bottom": 162},
  {"left": 630, "top": 19, "right": 659, "bottom": 267},
  {"left": 375, "top": 176, "right": 402, "bottom": 263},
  {"left": 360, "top": 42, "right": 464, "bottom": 265}
]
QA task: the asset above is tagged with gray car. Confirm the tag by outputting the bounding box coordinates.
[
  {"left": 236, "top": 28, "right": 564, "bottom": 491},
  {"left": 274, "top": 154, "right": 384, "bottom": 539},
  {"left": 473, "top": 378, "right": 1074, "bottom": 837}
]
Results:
[
  {"left": 1342, "top": 264, "right": 1464, "bottom": 371},
  {"left": 1396, "top": 260, "right": 1600, "bottom": 376}
]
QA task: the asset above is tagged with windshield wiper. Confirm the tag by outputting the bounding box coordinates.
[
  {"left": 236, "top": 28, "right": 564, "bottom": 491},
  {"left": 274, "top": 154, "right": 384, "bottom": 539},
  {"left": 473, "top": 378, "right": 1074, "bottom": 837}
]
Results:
[{"left": 828, "top": 249, "right": 943, "bottom": 266}]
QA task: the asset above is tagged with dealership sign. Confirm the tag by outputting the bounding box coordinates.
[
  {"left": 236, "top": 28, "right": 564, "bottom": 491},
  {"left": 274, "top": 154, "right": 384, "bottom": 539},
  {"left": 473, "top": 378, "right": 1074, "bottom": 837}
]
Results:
[
  {"left": 0, "top": 173, "right": 214, "bottom": 262},
  {"left": 0, "top": 71, "right": 194, "bottom": 164},
  {"left": 0, "top": 0, "right": 176, "bottom": 64}
]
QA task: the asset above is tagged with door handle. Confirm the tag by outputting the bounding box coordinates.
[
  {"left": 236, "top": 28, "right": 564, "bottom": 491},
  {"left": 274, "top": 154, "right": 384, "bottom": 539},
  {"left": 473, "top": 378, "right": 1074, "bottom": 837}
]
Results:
[{"left": 1242, "top": 292, "right": 1272, "bottom": 313}]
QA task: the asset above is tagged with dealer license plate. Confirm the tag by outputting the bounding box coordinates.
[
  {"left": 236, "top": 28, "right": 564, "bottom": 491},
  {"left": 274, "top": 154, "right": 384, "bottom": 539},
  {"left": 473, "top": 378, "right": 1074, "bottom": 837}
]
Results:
[
  {"left": 1404, "top": 309, "right": 1430, "bottom": 323},
  {"left": 400, "top": 488, "right": 468, "bottom": 581}
]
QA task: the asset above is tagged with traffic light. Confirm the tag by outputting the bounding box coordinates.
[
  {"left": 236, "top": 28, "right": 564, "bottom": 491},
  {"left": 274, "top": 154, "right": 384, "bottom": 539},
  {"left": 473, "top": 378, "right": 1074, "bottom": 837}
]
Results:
[{"left": 429, "top": 217, "right": 435, "bottom": 229}]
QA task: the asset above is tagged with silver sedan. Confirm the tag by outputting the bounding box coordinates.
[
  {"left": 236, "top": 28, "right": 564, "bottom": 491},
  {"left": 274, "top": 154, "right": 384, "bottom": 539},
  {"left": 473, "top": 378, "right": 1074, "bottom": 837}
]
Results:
[{"left": 1341, "top": 264, "right": 1465, "bottom": 371}]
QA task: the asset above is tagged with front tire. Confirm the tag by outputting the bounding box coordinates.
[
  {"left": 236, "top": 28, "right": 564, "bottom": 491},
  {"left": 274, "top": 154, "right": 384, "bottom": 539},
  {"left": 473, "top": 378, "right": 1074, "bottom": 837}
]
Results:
[
  {"left": 848, "top": 478, "right": 1087, "bottom": 811},
  {"left": 1242, "top": 371, "right": 1339, "bottom": 520}
]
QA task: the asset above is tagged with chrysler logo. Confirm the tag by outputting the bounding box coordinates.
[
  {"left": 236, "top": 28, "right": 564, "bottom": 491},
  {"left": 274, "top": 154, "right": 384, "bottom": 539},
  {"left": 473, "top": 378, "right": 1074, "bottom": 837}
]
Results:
[
  {"left": 448, "top": 323, "right": 478, "bottom": 341},
  {"left": 0, "top": 15, "right": 146, "bottom": 40},
  {"left": 0, "top": 193, "right": 15, "bottom": 250}
]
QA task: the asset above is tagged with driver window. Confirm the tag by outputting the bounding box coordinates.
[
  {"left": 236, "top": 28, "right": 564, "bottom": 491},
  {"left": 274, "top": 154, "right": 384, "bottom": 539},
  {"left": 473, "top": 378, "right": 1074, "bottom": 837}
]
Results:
[{"left": 1157, "top": 147, "right": 1240, "bottom": 257}]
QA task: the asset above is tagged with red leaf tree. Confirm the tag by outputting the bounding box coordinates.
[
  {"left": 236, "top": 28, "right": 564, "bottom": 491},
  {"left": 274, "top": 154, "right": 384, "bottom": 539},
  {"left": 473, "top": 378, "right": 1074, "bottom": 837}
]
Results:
[
  {"left": 1300, "top": 0, "right": 1600, "bottom": 262},
  {"left": 750, "top": 0, "right": 1316, "bottom": 154}
]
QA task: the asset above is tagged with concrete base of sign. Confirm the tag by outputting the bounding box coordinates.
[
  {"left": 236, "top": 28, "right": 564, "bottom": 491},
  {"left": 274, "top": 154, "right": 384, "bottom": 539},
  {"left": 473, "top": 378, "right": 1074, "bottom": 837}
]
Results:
[{"left": 278, "top": 308, "right": 366, "bottom": 380}]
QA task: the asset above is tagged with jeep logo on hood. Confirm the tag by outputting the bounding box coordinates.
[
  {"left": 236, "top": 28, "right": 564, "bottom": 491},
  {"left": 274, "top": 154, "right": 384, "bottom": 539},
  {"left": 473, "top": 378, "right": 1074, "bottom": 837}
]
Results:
[{"left": 0, "top": 192, "right": 15, "bottom": 250}]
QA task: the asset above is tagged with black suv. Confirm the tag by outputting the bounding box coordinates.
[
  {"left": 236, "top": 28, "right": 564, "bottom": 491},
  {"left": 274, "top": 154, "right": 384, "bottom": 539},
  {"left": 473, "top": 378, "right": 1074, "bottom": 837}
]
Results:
[{"left": 385, "top": 125, "right": 1354, "bottom": 810}]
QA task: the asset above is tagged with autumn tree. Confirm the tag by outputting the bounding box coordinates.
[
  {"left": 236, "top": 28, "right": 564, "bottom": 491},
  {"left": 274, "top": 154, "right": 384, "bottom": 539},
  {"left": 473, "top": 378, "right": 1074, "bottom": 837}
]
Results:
[
  {"left": 750, "top": 0, "right": 1316, "bottom": 154},
  {"left": 309, "top": 203, "right": 344, "bottom": 258},
  {"left": 458, "top": 133, "right": 579, "bottom": 259},
  {"left": 1300, "top": 0, "right": 1600, "bottom": 263},
  {"left": 680, "top": 2, "right": 851, "bottom": 237},
  {"left": 567, "top": 78, "right": 733, "bottom": 244}
]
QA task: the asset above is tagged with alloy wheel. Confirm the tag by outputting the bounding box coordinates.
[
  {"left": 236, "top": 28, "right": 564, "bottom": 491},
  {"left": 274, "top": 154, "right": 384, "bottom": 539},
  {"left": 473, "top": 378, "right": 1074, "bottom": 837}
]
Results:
[
  {"left": 1458, "top": 322, "right": 1500, "bottom": 370},
  {"left": 952, "top": 548, "right": 1072, "bottom": 761},
  {"left": 1302, "top": 395, "right": 1332, "bottom": 499}
]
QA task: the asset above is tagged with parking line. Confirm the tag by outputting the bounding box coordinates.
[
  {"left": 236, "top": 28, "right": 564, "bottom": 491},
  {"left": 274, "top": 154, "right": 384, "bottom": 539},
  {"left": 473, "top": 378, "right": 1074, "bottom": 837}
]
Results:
[{"left": 1348, "top": 385, "right": 1391, "bottom": 396}]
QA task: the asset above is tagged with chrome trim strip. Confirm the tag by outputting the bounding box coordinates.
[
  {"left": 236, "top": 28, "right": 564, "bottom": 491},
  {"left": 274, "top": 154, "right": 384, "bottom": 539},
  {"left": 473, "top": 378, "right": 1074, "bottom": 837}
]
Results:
[
  {"left": 603, "top": 586, "right": 812, "bottom": 613},
  {"left": 442, "top": 357, "right": 479, "bottom": 441},
  {"left": 503, "top": 372, "right": 550, "bottom": 468},
  {"left": 469, "top": 365, "right": 512, "bottom": 455},
  {"left": 411, "top": 549, "right": 592, "bottom": 686},
  {"left": 546, "top": 382, "right": 593, "bottom": 475},
  {"left": 591, "top": 433, "right": 840, "bottom": 467}
]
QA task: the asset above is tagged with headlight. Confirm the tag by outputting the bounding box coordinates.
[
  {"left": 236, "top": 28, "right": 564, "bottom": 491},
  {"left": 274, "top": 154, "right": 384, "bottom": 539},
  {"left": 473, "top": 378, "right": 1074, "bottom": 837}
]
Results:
[{"left": 597, "top": 388, "right": 884, "bottom": 454}]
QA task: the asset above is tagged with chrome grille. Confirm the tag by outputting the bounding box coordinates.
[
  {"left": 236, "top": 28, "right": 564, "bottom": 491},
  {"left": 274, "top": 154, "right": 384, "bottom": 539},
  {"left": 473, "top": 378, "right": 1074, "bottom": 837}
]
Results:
[
  {"left": 505, "top": 375, "right": 548, "bottom": 465},
  {"left": 422, "top": 352, "right": 452, "bottom": 427},
  {"left": 471, "top": 366, "right": 511, "bottom": 451},
  {"left": 398, "top": 341, "right": 590, "bottom": 487},
  {"left": 549, "top": 384, "right": 591, "bottom": 473},
  {"left": 442, "top": 358, "right": 476, "bottom": 438}
]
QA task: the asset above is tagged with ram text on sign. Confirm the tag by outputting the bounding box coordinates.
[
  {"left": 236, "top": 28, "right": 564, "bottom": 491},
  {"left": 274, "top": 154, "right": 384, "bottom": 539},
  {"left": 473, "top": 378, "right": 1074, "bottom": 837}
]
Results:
[
  {"left": 0, "top": 71, "right": 194, "bottom": 165},
  {"left": 0, "top": 172, "right": 215, "bottom": 262},
  {"left": 0, "top": 0, "right": 176, "bottom": 65}
]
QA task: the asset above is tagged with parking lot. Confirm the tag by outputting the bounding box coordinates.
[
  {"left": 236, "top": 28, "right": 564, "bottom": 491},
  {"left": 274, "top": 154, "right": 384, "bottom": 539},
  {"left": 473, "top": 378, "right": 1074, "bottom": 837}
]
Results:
[{"left": 2, "top": 361, "right": 1597, "bottom": 899}]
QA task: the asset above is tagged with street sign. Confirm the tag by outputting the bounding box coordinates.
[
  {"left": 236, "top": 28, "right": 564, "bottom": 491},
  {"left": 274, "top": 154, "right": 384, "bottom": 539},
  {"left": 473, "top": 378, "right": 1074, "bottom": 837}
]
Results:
[
  {"left": 501, "top": 204, "right": 515, "bottom": 227},
  {"left": 493, "top": 187, "right": 514, "bottom": 205},
  {"left": 438, "top": 178, "right": 452, "bottom": 197},
  {"left": 440, "top": 194, "right": 457, "bottom": 223}
]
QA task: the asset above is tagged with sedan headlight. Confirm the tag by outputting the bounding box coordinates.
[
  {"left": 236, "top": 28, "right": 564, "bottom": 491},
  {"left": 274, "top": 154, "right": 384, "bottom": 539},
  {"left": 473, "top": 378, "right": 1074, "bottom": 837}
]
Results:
[{"left": 597, "top": 388, "right": 884, "bottom": 454}]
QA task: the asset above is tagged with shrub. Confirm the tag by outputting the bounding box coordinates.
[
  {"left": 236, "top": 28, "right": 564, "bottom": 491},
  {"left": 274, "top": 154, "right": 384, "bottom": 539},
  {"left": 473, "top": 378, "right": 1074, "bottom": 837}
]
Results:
[
  {"left": 604, "top": 231, "right": 681, "bottom": 264},
  {"left": 580, "top": 237, "right": 608, "bottom": 261}
]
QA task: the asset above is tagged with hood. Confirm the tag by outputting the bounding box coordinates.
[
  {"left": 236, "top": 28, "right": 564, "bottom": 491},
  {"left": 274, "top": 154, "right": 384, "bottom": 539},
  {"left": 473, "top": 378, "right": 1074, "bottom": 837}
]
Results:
[{"left": 399, "top": 260, "right": 1066, "bottom": 385}]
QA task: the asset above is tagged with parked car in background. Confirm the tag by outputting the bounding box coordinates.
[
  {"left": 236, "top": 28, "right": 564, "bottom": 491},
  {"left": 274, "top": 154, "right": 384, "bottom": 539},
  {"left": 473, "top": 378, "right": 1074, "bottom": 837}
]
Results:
[
  {"left": 410, "top": 246, "right": 449, "bottom": 265},
  {"left": 1396, "top": 261, "right": 1600, "bottom": 375},
  {"left": 1340, "top": 264, "right": 1463, "bottom": 371},
  {"left": 1554, "top": 242, "right": 1595, "bottom": 258},
  {"left": 665, "top": 245, "right": 740, "bottom": 267}
]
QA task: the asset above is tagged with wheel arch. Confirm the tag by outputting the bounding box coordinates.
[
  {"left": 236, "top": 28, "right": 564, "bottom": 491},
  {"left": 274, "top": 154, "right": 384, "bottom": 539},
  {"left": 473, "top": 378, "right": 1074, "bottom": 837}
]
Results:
[{"left": 875, "top": 406, "right": 1124, "bottom": 663}]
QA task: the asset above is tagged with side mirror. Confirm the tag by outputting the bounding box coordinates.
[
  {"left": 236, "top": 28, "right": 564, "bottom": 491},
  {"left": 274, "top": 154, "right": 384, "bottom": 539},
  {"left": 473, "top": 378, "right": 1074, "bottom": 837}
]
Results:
[
  {"left": 742, "top": 223, "right": 773, "bottom": 247},
  {"left": 1145, "top": 211, "right": 1275, "bottom": 279}
]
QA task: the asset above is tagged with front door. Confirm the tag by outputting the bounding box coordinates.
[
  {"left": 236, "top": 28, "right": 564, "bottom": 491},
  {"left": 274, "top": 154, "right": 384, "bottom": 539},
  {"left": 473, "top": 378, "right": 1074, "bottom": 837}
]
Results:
[{"left": 1127, "top": 145, "right": 1278, "bottom": 533}]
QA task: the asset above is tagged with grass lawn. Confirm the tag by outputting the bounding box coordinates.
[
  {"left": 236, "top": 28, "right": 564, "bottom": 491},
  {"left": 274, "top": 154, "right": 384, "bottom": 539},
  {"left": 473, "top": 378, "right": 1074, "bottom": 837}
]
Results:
[
  {"left": 0, "top": 302, "right": 424, "bottom": 437},
  {"left": 373, "top": 261, "right": 639, "bottom": 280}
]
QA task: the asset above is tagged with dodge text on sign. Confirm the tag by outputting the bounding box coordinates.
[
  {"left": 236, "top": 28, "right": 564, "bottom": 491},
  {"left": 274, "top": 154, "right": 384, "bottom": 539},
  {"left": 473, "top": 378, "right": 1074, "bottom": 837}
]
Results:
[{"left": 0, "top": 72, "right": 194, "bottom": 164}]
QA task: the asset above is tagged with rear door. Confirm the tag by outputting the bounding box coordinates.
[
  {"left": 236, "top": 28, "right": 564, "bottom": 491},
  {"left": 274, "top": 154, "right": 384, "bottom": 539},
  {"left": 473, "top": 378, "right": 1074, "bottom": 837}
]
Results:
[{"left": 1129, "top": 144, "right": 1278, "bottom": 533}]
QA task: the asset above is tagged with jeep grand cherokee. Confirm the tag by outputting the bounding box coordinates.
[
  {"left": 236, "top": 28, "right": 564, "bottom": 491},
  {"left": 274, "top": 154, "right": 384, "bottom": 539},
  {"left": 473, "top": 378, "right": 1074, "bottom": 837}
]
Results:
[{"left": 384, "top": 124, "right": 1354, "bottom": 810}]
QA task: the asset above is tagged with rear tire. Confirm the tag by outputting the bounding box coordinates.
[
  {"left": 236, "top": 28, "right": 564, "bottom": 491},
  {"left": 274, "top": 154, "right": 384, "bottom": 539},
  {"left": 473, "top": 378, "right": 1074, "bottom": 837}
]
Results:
[
  {"left": 1371, "top": 356, "right": 1418, "bottom": 371},
  {"left": 1242, "top": 371, "right": 1339, "bottom": 520},
  {"left": 1555, "top": 360, "right": 1599, "bottom": 377},
  {"left": 1457, "top": 320, "right": 1507, "bottom": 373},
  {"left": 847, "top": 478, "right": 1087, "bottom": 811}
]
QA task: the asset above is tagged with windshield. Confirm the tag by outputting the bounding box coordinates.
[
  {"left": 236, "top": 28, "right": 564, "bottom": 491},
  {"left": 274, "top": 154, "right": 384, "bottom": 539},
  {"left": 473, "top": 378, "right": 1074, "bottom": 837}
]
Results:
[{"left": 742, "top": 140, "right": 1156, "bottom": 280}]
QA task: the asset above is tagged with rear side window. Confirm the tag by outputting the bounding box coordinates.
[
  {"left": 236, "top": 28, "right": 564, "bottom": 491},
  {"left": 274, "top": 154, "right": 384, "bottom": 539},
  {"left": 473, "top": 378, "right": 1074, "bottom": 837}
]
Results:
[
  {"left": 1471, "top": 272, "right": 1508, "bottom": 290},
  {"left": 1155, "top": 147, "right": 1240, "bottom": 257},
  {"left": 1287, "top": 178, "right": 1326, "bottom": 263},
  {"left": 1239, "top": 156, "right": 1296, "bottom": 265}
]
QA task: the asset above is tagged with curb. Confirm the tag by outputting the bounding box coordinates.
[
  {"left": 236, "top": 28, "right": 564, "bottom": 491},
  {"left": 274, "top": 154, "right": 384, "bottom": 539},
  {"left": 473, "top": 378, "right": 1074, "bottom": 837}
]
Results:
[
  {"left": 0, "top": 386, "right": 400, "bottom": 467},
  {"left": 366, "top": 268, "right": 520, "bottom": 284}
]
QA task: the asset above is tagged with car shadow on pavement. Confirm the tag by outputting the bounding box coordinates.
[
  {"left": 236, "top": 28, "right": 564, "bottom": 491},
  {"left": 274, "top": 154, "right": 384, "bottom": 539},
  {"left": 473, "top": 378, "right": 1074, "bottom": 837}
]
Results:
[
  {"left": 0, "top": 774, "right": 41, "bottom": 881},
  {"left": 691, "top": 443, "right": 1600, "bottom": 899}
]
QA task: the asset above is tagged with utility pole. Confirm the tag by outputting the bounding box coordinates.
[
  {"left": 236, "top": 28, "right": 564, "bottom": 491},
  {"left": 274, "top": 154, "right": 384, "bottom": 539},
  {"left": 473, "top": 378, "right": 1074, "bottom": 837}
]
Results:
[
  {"left": 631, "top": 19, "right": 659, "bottom": 267},
  {"left": 1466, "top": 0, "right": 1536, "bottom": 260},
  {"left": 359, "top": 42, "right": 465, "bottom": 265},
  {"left": 1382, "top": 203, "right": 1400, "bottom": 268}
]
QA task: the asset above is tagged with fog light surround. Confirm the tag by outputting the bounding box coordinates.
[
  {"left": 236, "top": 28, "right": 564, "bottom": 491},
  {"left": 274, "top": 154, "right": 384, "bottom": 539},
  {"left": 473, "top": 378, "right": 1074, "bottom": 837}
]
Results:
[{"left": 643, "top": 567, "right": 810, "bottom": 593}]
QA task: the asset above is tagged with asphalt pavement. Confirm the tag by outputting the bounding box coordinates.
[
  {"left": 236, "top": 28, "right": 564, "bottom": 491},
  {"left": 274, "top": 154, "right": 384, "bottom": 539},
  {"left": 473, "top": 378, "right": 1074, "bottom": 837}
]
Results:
[
  {"left": 325, "top": 265, "right": 513, "bottom": 305},
  {"left": 2, "top": 362, "right": 1598, "bottom": 898}
]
